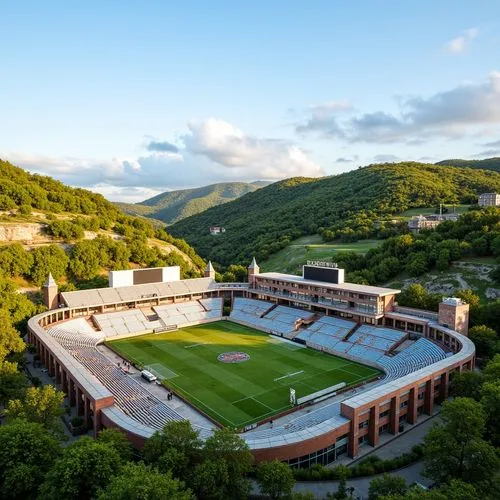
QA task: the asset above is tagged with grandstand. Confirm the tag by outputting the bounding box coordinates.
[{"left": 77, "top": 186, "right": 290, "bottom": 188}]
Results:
[
  {"left": 28, "top": 262, "right": 475, "bottom": 466},
  {"left": 48, "top": 322, "right": 212, "bottom": 435},
  {"left": 92, "top": 309, "right": 164, "bottom": 338},
  {"left": 153, "top": 298, "right": 222, "bottom": 327}
]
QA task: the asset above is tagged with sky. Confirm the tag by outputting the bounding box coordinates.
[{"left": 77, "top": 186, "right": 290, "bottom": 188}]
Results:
[{"left": 1, "top": 1, "right": 500, "bottom": 202}]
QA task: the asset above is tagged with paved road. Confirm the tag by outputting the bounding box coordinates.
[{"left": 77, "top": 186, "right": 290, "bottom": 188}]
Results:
[{"left": 292, "top": 461, "right": 431, "bottom": 499}]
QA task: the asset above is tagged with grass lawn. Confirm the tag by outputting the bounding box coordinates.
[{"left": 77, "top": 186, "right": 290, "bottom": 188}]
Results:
[
  {"left": 108, "top": 321, "right": 380, "bottom": 428},
  {"left": 260, "top": 236, "right": 380, "bottom": 274},
  {"left": 400, "top": 205, "right": 470, "bottom": 217}
]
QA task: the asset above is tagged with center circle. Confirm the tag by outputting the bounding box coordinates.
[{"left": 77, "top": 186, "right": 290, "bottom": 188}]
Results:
[{"left": 217, "top": 351, "right": 250, "bottom": 363}]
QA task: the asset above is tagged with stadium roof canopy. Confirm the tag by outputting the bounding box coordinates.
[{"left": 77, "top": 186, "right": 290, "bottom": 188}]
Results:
[
  {"left": 61, "top": 277, "right": 217, "bottom": 308},
  {"left": 256, "top": 272, "right": 400, "bottom": 297}
]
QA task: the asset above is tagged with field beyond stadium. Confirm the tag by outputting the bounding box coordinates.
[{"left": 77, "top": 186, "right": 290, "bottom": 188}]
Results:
[{"left": 107, "top": 321, "right": 381, "bottom": 428}]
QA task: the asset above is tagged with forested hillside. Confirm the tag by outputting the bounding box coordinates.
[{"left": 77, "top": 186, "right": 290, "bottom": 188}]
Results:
[
  {"left": 436, "top": 157, "right": 500, "bottom": 172},
  {"left": 0, "top": 159, "right": 206, "bottom": 281},
  {"left": 116, "top": 181, "right": 270, "bottom": 225},
  {"left": 169, "top": 162, "right": 500, "bottom": 266}
]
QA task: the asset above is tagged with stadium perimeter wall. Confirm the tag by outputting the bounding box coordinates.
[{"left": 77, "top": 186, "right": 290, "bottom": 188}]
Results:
[{"left": 27, "top": 292, "right": 475, "bottom": 464}]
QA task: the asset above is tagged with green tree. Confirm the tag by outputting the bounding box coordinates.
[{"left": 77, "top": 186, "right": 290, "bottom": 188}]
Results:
[
  {"left": 69, "top": 240, "right": 102, "bottom": 280},
  {"left": 0, "top": 311, "right": 25, "bottom": 362},
  {"left": 203, "top": 427, "right": 253, "bottom": 499},
  {"left": 39, "top": 437, "right": 124, "bottom": 500},
  {"left": 192, "top": 459, "right": 230, "bottom": 500},
  {"left": 0, "top": 360, "right": 29, "bottom": 406},
  {"left": 468, "top": 325, "right": 498, "bottom": 359},
  {"left": 483, "top": 353, "right": 500, "bottom": 381},
  {"left": 5, "top": 385, "right": 65, "bottom": 433},
  {"left": 143, "top": 420, "right": 202, "bottom": 480},
  {"left": 480, "top": 380, "right": 500, "bottom": 446},
  {"left": 97, "top": 462, "right": 193, "bottom": 500},
  {"left": 0, "top": 420, "right": 61, "bottom": 500},
  {"left": 368, "top": 473, "right": 407, "bottom": 500},
  {"left": 97, "top": 428, "right": 133, "bottom": 462},
  {"left": 398, "top": 284, "right": 429, "bottom": 310},
  {"left": 449, "top": 370, "right": 484, "bottom": 400},
  {"left": 30, "top": 245, "right": 69, "bottom": 285},
  {"left": 257, "top": 460, "right": 296, "bottom": 500},
  {"left": 423, "top": 398, "right": 499, "bottom": 485}
]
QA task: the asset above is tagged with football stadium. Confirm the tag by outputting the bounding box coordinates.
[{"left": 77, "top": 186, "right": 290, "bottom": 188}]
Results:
[{"left": 28, "top": 261, "right": 475, "bottom": 466}]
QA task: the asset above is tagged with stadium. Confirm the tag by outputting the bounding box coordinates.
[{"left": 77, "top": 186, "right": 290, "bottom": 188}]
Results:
[{"left": 28, "top": 260, "right": 475, "bottom": 467}]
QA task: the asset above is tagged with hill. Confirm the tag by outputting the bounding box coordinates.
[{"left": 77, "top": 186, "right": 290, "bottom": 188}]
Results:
[
  {"left": 115, "top": 181, "right": 271, "bottom": 225},
  {"left": 436, "top": 157, "right": 500, "bottom": 172},
  {"left": 0, "top": 159, "right": 206, "bottom": 281},
  {"left": 168, "top": 162, "right": 500, "bottom": 266}
]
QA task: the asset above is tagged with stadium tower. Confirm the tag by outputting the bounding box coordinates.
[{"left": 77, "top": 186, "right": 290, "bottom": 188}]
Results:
[
  {"left": 248, "top": 257, "right": 259, "bottom": 287},
  {"left": 43, "top": 273, "right": 59, "bottom": 310},
  {"left": 204, "top": 261, "right": 216, "bottom": 279}
]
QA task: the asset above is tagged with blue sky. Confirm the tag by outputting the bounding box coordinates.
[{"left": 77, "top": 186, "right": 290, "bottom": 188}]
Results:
[{"left": 1, "top": 1, "right": 500, "bottom": 202}]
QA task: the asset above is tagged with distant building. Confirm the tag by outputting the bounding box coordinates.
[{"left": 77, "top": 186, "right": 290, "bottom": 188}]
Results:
[
  {"left": 408, "top": 213, "right": 460, "bottom": 233},
  {"left": 478, "top": 193, "right": 500, "bottom": 207},
  {"left": 209, "top": 226, "right": 226, "bottom": 235}
]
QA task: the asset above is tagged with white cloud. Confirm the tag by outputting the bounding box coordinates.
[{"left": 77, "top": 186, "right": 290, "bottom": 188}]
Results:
[
  {"left": 1, "top": 118, "right": 323, "bottom": 201},
  {"left": 89, "top": 184, "right": 164, "bottom": 203},
  {"left": 373, "top": 154, "right": 400, "bottom": 163},
  {"left": 296, "top": 72, "right": 500, "bottom": 144},
  {"left": 296, "top": 101, "right": 353, "bottom": 138},
  {"left": 444, "top": 28, "right": 478, "bottom": 54},
  {"left": 182, "top": 118, "right": 323, "bottom": 177}
]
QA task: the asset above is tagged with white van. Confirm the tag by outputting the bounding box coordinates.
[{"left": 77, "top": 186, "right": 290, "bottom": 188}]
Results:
[{"left": 141, "top": 369, "right": 157, "bottom": 383}]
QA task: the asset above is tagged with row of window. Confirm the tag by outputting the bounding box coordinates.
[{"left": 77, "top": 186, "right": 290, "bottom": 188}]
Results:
[{"left": 256, "top": 280, "right": 379, "bottom": 302}]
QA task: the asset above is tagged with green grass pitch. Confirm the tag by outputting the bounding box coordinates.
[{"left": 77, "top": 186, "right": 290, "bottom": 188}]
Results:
[{"left": 107, "top": 321, "right": 381, "bottom": 428}]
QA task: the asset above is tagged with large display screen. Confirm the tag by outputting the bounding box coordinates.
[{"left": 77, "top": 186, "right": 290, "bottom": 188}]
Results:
[
  {"left": 133, "top": 268, "right": 164, "bottom": 285},
  {"left": 303, "top": 265, "right": 342, "bottom": 284}
]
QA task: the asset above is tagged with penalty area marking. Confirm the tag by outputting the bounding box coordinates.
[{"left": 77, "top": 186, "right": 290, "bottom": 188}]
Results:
[{"left": 274, "top": 370, "right": 304, "bottom": 382}]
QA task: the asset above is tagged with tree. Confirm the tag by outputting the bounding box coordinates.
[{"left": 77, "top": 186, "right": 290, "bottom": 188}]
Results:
[
  {"left": 423, "top": 398, "right": 499, "bottom": 485},
  {"left": 0, "top": 420, "right": 61, "bottom": 499},
  {"left": 480, "top": 300, "right": 500, "bottom": 334},
  {"left": 405, "top": 253, "right": 429, "bottom": 276},
  {"left": 0, "top": 311, "right": 25, "bottom": 362},
  {"left": 0, "top": 360, "right": 29, "bottom": 406},
  {"left": 398, "top": 284, "right": 429, "bottom": 310},
  {"left": 257, "top": 460, "right": 296, "bottom": 500},
  {"left": 480, "top": 380, "right": 500, "bottom": 446},
  {"left": 142, "top": 420, "right": 202, "bottom": 480},
  {"left": 468, "top": 325, "right": 498, "bottom": 359},
  {"left": 5, "top": 385, "right": 65, "bottom": 433},
  {"left": 328, "top": 465, "right": 354, "bottom": 499},
  {"left": 192, "top": 459, "right": 230, "bottom": 500},
  {"left": 39, "top": 437, "right": 124, "bottom": 500},
  {"left": 97, "top": 428, "right": 133, "bottom": 462},
  {"left": 97, "top": 462, "right": 193, "bottom": 500},
  {"left": 483, "top": 354, "right": 500, "bottom": 381},
  {"left": 203, "top": 427, "right": 253, "bottom": 499},
  {"left": 368, "top": 473, "right": 407, "bottom": 500},
  {"left": 30, "top": 245, "right": 69, "bottom": 285},
  {"left": 449, "top": 370, "right": 484, "bottom": 400},
  {"left": 69, "top": 240, "right": 102, "bottom": 280}
]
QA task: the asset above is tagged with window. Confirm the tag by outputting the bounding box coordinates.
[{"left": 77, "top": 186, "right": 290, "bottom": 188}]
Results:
[
  {"left": 400, "top": 401, "right": 408, "bottom": 409},
  {"left": 359, "top": 420, "right": 369, "bottom": 429},
  {"left": 379, "top": 410, "right": 390, "bottom": 418}
]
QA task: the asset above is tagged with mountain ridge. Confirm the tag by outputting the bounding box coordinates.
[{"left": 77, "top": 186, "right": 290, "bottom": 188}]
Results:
[
  {"left": 115, "top": 180, "right": 271, "bottom": 225},
  {"left": 168, "top": 162, "right": 500, "bottom": 266}
]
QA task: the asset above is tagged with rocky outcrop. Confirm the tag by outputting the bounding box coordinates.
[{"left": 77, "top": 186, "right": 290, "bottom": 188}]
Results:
[{"left": 0, "top": 223, "right": 47, "bottom": 243}]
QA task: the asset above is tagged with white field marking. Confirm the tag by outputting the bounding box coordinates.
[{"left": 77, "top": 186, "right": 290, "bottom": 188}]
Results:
[
  {"left": 184, "top": 342, "right": 209, "bottom": 349},
  {"left": 274, "top": 370, "right": 304, "bottom": 382},
  {"left": 249, "top": 396, "right": 274, "bottom": 411},
  {"left": 168, "top": 383, "right": 234, "bottom": 425}
]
